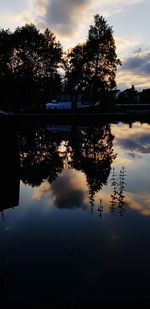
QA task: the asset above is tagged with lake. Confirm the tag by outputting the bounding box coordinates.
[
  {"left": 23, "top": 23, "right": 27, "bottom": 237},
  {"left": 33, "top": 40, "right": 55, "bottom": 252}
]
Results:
[{"left": 0, "top": 118, "right": 150, "bottom": 307}]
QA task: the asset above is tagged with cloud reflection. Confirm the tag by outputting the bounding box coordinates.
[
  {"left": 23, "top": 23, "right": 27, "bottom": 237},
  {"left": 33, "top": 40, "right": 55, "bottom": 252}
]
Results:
[
  {"left": 33, "top": 181, "right": 51, "bottom": 200},
  {"left": 51, "top": 169, "right": 88, "bottom": 209},
  {"left": 32, "top": 169, "right": 88, "bottom": 209},
  {"left": 112, "top": 123, "right": 150, "bottom": 156},
  {"left": 127, "top": 193, "right": 150, "bottom": 216}
]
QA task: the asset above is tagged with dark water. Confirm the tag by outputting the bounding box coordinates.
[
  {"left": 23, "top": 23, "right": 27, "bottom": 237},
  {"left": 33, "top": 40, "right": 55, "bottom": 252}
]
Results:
[{"left": 0, "top": 118, "right": 150, "bottom": 307}]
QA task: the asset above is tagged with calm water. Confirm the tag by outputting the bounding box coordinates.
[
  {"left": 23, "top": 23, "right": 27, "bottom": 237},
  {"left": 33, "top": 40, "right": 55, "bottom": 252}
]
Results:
[{"left": 0, "top": 119, "right": 150, "bottom": 307}]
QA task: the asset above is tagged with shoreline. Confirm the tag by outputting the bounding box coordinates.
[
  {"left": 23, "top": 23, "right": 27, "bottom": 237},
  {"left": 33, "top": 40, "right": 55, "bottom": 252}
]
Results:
[{"left": 14, "top": 111, "right": 150, "bottom": 123}]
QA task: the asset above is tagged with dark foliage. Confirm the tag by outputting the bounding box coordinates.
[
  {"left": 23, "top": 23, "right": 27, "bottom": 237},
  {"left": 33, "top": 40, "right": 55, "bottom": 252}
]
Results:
[
  {"left": 0, "top": 24, "right": 63, "bottom": 111},
  {"left": 64, "top": 15, "right": 121, "bottom": 104},
  {"left": 0, "top": 15, "right": 121, "bottom": 111}
]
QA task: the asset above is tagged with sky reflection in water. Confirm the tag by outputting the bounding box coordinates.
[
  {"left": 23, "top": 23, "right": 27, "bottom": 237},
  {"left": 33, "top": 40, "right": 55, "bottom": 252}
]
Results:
[{"left": 0, "top": 120, "right": 150, "bottom": 307}]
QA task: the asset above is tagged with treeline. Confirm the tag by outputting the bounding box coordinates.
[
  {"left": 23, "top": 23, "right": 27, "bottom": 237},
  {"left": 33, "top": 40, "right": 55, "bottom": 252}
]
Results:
[
  {"left": 0, "top": 25, "right": 62, "bottom": 111},
  {"left": 0, "top": 15, "right": 120, "bottom": 111}
]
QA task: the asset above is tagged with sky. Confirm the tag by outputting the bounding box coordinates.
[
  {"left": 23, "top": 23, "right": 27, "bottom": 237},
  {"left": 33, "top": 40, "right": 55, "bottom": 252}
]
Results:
[{"left": 0, "top": 0, "right": 150, "bottom": 90}]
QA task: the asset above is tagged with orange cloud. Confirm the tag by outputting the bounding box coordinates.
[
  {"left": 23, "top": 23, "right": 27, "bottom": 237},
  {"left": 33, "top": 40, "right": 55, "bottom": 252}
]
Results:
[
  {"left": 33, "top": 181, "right": 51, "bottom": 200},
  {"left": 127, "top": 193, "right": 150, "bottom": 216}
]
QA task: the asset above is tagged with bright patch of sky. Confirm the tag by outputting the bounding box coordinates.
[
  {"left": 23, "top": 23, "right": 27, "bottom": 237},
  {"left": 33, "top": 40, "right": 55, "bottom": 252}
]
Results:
[
  {"left": 0, "top": 0, "right": 150, "bottom": 90},
  {"left": 0, "top": 1, "right": 26, "bottom": 12}
]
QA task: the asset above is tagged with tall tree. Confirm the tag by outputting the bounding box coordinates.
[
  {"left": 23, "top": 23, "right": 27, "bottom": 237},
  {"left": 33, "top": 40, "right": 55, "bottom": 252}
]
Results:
[
  {"left": 11, "top": 24, "right": 40, "bottom": 108},
  {"left": 0, "top": 29, "right": 12, "bottom": 77},
  {"left": 0, "top": 24, "right": 63, "bottom": 110},
  {"left": 0, "top": 29, "right": 13, "bottom": 108},
  {"left": 63, "top": 44, "right": 85, "bottom": 95},
  {"left": 65, "top": 15, "right": 121, "bottom": 104},
  {"left": 12, "top": 24, "right": 63, "bottom": 107},
  {"left": 38, "top": 28, "right": 63, "bottom": 101},
  {"left": 85, "top": 15, "right": 121, "bottom": 102}
]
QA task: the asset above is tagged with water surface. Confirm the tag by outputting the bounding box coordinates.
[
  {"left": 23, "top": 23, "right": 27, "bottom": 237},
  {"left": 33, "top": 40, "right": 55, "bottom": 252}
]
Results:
[{"left": 0, "top": 119, "right": 150, "bottom": 307}]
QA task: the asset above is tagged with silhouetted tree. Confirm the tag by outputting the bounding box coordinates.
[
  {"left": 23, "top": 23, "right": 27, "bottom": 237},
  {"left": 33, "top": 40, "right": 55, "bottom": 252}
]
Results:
[
  {"left": 64, "top": 15, "right": 121, "bottom": 105},
  {"left": 0, "top": 29, "right": 12, "bottom": 75},
  {"left": 18, "top": 123, "right": 116, "bottom": 208},
  {"left": 63, "top": 44, "right": 85, "bottom": 95},
  {"left": 12, "top": 24, "right": 63, "bottom": 108},
  {"left": 85, "top": 15, "right": 121, "bottom": 100},
  {"left": 18, "top": 126, "right": 63, "bottom": 186},
  {"left": 0, "top": 24, "right": 63, "bottom": 111},
  {"left": 68, "top": 124, "right": 117, "bottom": 208},
  {"left": 0, "top": 29, "right": 13, "bottom": 109}
]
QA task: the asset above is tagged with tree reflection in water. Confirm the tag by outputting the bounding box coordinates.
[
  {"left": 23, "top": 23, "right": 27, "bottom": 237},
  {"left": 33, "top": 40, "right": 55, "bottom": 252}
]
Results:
[
  {"left": 0, "top": 117, "right": 20, "bottom": 217},
  {"left": 17, "top": 122, "right": 127, "bottom": 216},
  {"left": 19, "top": 125, "right": 64, "bottom": 186},
  {"left": 68, "top": 124, "right": 117, "bottom": 213}
]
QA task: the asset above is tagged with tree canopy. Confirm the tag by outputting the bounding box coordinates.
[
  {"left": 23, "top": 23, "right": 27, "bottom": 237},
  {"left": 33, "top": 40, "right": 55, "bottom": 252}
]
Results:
[
  {"left": 64, "top": 15, "right": 121, "bottom": 103},
  {"left": 0, "top": 24, "right": 63, "bottom": 110},
  {"left": 0, "top": 15, "right": 121, "bottom": 111}
]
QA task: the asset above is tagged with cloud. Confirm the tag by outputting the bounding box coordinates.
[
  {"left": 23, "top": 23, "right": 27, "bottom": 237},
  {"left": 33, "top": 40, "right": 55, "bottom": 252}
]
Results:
[
  {"left": 51, "top": 169, "right": 88, "bottom": 209},
  {"left": 117, "top": 69, "right": 150, "bottom": 90},
  {"left": 95, "top": 0, "right": 143, "bottom": 18},
  {"left": 0, "top": 0, "right": 36, "bottom": 30},
  {"left": 33, "top": 181, "right": 51, "bottom": 200},
  {"left": 117, "top": 132, "right": 150, "bottom": 155},
  {"left": 98, "top": 8, "right": 123, "bottom": 18},
  {"left": 115, "top": 0, "right": 142, "bottom": 3},
  {"left": 1, "top": 0, "right": 145, "bottom": 51},
  {"left": 112, "top": 123, "right": 150, "bottom": 155},
  {"left": 120, "top": 137, "right": 150, "bottom": 155},
  {"left": 35, "top": 0, "right": 92, "bottom": 38},
  {"left": 112, "top": 122, "right": 150, "bottom": 139},
  {"left": 31, "top": 0, "right": 145, "bottom": 43},
  {"left": 116, "top": 48, "right": 150, "bottom": 90},
  {"left": 115, "top": 37, "right": 140, "bottom": 53},
  {"left": 127, "top": 192, "right": 150, "bottom": 216},
  {"left": 36, "top": 0, "right": 47, "bottom": 16},
  {"left": 122, "top": 49, "right": 150, "bottom": 75},
  {"left": 32, "top": 168, "right": 89, "bottom": 209}
]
